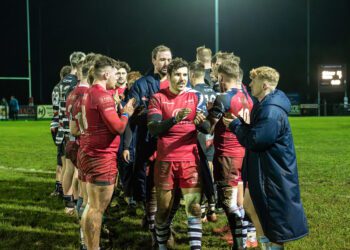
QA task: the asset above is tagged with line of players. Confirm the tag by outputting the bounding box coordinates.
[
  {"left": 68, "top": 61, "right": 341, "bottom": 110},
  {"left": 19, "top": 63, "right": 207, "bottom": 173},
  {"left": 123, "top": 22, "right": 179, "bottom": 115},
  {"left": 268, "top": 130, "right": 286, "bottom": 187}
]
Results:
[{"left": 50, "top": 45, "right": 264, "bottom": 250}]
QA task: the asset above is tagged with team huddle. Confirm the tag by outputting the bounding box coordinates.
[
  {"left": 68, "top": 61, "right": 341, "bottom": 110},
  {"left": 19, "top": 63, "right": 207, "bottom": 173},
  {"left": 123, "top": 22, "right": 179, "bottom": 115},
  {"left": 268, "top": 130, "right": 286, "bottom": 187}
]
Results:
[{"left": 50, "top": 45, "right": 308, "bottom": 250}]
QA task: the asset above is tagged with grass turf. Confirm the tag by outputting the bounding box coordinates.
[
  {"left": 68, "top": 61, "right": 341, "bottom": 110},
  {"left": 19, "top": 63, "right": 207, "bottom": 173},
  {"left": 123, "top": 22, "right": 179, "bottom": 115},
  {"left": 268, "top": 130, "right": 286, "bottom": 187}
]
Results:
[{"left": 0, "top": 118, "right": 349, "bottom": 249}]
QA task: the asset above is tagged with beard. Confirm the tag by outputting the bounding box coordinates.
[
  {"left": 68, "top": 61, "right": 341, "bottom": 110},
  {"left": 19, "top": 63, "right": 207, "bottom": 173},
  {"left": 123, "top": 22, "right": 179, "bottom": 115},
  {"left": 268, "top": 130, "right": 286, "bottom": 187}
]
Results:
[{"left": 157, "top": 66, "right": 168, "bottom": 77}]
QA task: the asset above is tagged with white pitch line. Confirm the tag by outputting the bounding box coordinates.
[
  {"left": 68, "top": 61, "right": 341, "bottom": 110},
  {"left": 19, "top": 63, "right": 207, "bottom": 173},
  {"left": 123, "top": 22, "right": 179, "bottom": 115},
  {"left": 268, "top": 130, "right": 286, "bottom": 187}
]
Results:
[{"left": 0, "top": 165, "right": 55, "bottom": 174}]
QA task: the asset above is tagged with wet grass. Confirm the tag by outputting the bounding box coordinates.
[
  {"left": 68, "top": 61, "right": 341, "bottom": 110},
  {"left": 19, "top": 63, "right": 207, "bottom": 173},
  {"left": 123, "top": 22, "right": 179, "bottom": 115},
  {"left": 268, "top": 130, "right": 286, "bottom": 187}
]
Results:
[{"left": 0, "top": 118, "right": 350, "bottom": 249}]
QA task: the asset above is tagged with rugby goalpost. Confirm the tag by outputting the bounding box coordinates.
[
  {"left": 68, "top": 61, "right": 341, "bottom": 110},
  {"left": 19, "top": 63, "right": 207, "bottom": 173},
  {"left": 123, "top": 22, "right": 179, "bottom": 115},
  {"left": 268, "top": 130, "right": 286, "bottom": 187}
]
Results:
[
  {"left": 0, "top": 0, "right": 217, "bottom": 99},
  {"left": 0, "top": 0, "right": 32, "bottom": 99}
]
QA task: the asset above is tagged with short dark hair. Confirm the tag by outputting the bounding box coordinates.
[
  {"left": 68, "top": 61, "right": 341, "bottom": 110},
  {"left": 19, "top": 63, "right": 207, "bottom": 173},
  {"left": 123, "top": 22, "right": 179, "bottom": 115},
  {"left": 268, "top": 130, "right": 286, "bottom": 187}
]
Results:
[
  {"left": 60, "top": 65, "right": 71, "bottom": 79},
  {"left": 117, "top": 61, "right": 131, "bottom": 72},
  {"left": 218, "top": 61, "right": 240, "bottom": 80},
  {"left": 82, "top": 61, "right": 94, "bottom": 78},
  {"left": 189, "top": 61, "right": 205, "bottom": 78},
  {"left": 92, "top": 55, "right": 116, "bottom": 78},
  {"left": 167, "top": 57, "right": 188, "bottom": 76},
  {"left": 152, "top": 45, "right": 171, "bottom": 59}
]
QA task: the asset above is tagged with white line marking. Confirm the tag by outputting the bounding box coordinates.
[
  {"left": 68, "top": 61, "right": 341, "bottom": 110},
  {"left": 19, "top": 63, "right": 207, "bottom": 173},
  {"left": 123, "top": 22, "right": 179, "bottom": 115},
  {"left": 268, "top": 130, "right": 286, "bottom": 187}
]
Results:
[{"left": 0, "top": 165, "right": 55, "bottom": 174}]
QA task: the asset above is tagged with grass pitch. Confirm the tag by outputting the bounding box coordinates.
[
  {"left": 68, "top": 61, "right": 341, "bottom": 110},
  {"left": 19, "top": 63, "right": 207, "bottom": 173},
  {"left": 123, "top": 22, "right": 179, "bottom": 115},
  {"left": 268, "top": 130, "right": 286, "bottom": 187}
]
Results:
[{"left": 0, "top": 118, "right": 349, "bottom": 249}]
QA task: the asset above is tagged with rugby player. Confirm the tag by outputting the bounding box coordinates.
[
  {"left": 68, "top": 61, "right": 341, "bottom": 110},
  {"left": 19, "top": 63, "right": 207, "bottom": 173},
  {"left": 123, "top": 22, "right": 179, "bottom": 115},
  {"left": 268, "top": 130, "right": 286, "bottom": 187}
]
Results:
[
  {"left": 69, "top": 58, "right": 95, "bottom": 250},
  {"left": 207, "top": 61, "right": 253, "bottom": 250},
  {"left": 148, "top": 58, "right": 210, "bottom": 250},
  {"left": 79, "top": 55, "right": 135, "bottom": 250},
  {"left": 50, "top": 65, "right": 71, "bottom": 197},
  {"left": 54, "top": 52, "right": 86, "bottom": 214},
  {"left": 189, "top": 61, "right": 217, "bottom": 223},
  {"left": 60, "top": 52, "right": 86, "bottom": 215}
]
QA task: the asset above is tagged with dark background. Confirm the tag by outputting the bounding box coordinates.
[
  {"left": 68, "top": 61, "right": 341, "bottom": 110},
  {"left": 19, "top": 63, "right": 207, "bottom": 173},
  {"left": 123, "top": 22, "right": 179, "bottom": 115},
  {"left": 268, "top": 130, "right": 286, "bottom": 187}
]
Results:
[{"left": 0, "top": 0, "right": 349, "bottom": 105}]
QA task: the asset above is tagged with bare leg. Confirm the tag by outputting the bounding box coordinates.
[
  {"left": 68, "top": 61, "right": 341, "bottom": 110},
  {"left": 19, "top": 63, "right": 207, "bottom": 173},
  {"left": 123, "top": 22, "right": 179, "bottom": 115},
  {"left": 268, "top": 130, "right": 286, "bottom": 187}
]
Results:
[
  {"left": 63, "top": 158, "right": 75, "bottom": 195},
  {"left": 60, "top": 155, "right": 66, "bottom": 185},
  {"left": 243, "top": 188, "right": 264, "bottom": 237},
  {"left": 72, "top": 168, "right": 79, "bottom": 200},
  {"left": 56, "top": 165, "right": 62, "bottom": 183},
  {"left": 81, "top": 182, "right": 88, "bottom": 207},
  {"left": 81, "top": 183, "right": 114, "bottom": 250}
]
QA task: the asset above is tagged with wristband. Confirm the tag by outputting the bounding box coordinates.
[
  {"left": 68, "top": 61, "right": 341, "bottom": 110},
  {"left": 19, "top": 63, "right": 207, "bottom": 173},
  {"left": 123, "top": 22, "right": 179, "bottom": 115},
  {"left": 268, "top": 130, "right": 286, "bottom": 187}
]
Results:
[{"left": 121, "top": 113, "right": 129, "bottom": 118}]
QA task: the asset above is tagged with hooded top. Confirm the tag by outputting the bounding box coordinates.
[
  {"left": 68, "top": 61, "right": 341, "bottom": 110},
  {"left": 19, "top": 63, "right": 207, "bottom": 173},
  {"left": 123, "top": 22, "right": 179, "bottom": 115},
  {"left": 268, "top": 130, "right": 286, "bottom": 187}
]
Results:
[{"left": 229, "top": 89, "right": 308, "bottom": 243}]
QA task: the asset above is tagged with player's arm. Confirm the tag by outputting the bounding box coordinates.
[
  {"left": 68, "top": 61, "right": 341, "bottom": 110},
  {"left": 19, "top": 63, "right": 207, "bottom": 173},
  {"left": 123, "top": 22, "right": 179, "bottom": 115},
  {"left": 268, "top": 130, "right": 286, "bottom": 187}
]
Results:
[
  {"left": 206, "top": 94, "right": 227, "bottom": 134},
  {"left": 148, "top": 114, "right": 178, "bottom": 137},
  {"left": 50, "top": 87, "right": 60, "bottom": 143},
  {"left": 147, "top": 96, "right": 177, "bottom": 137},
  {"left": 228, "top": 107, "right": 280, "bottom": 151},
  {"left": 193, "top": 91, "right": 211, "bottom": 134},
  {"left": 50, "top": 87, "right": 60, "bottom": 130},
  {"left": 127, "top": 80, "right": 149, "bottom": 126},
  {"left": 123, "top": 122, "right": 133, "bottom": 150},
  {"left": 127, "top": 80, "right": 142, "bottom": 107},
  {"left": 69, "top": 120, "right": 80, "bottom": 136},
  {"left": 98, "top": 95, "right": 134, "bottom": 135}
]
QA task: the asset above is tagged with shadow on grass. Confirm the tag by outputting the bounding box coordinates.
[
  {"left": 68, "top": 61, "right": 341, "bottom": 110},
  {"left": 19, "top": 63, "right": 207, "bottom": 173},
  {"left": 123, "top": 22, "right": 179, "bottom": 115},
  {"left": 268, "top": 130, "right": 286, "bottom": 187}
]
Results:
[
  {"left": 0, "top": 171, "right": 230, "bottom": 250},
  {"left": 0, "top": 172, "right": 79, "bottom": 250}
]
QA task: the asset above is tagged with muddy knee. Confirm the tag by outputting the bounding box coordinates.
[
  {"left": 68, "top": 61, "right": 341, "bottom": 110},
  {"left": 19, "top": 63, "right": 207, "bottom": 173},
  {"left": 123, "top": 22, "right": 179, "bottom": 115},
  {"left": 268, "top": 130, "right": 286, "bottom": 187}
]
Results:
[
  {"left": 188, "top": 202, "right": 201, "bottom": 217},
  {"left": 218, "top": 186, "right": 239, "bottom": 213},
  {"left": 183, "top": 192, "right": 201, "bottom": 218}
]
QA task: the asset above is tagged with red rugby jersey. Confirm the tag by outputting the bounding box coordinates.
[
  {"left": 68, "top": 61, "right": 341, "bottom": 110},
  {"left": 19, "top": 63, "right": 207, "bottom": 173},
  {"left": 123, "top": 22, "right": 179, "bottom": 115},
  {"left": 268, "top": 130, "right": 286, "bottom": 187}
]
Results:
[
  {"left": 67, "top": 82, "right": 90, "bottom": 120},
  {"left": 148, "top": 87, "right": 207, "bottom": 161},
  {"left": 71, "top": 84, "right": 89, "bottom": 142},
  {"left": 80, "top": 84, "right": 128, "bottom": 157},
  {"left": 211, "top": 86, "right": 253, "bottom": 157},
  {"left": 107, "top": 86, "right": 126, "bottom": 96},
  {"left": 160, "top": 79, "right": 170, "bottom": 90}
]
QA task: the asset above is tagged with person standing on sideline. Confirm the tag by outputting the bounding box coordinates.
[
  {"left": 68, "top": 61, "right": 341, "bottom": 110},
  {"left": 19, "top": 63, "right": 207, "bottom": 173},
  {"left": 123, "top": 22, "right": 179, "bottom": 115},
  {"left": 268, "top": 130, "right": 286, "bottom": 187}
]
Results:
[
  {"left": 222, "top": 66, "right": 308, "bottom": 250},
  {"left": 1, "top": 97, "right": 9, "bottom": 120},
  {"left": 9, "top": 96, "right": 19, "bottom": 120}
]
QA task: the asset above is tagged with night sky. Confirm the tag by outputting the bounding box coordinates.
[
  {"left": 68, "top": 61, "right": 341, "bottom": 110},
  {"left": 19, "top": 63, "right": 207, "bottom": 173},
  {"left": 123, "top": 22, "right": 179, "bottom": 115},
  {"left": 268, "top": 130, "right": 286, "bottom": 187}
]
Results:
[{"left": 1, "top": 0, "right": 349, "bottom": 105}]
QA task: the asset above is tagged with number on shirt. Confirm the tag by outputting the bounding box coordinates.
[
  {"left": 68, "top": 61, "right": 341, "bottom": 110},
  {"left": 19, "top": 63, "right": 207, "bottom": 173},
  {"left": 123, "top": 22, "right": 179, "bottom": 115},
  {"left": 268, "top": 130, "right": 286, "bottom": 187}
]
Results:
[{"left": 238, "top": 108, "right": 250, "bottom": 124}]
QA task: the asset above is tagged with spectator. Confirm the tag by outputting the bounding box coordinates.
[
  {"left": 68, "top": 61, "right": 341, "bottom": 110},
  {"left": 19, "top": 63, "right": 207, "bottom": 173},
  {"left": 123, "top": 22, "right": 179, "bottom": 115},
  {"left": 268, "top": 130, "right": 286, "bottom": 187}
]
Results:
[
  {"left": 1, "top": 97, "right": 9, "bottom": 120},
  {"left": 28, "top": 96, "right": 34, "bottom": 106},
  {"left": 9, "top": 96, "right": 19, "bottom": 120}
]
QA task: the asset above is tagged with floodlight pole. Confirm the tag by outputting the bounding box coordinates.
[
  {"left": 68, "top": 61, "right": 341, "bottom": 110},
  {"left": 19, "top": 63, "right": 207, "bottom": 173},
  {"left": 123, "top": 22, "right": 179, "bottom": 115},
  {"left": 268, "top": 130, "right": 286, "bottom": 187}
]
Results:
[
  {"left": 317, "top": 90, "right": 320, "bottom": 116},
  {"left": 215, "top": 0, "right": 219, "bottom": 52},
  {"left": 306, "top": 0, "right": 310, "bottom": 89},
  {"left": 26, "top": 0, "right": 32, "bottom": 99}
]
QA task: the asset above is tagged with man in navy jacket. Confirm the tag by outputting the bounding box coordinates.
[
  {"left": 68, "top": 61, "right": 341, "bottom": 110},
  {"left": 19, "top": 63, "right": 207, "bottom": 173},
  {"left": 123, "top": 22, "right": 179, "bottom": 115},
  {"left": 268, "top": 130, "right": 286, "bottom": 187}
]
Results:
[
  {"left": 223, "top": 66, "right": 308, "bottom": 250},
  {"left": 127, "top": 45, "right": 172, "bottom": 245}
]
